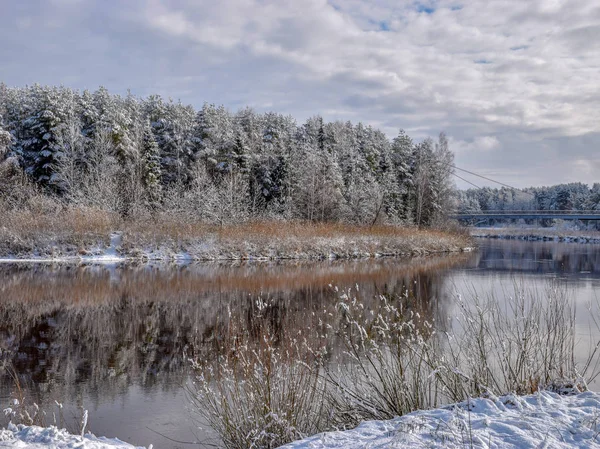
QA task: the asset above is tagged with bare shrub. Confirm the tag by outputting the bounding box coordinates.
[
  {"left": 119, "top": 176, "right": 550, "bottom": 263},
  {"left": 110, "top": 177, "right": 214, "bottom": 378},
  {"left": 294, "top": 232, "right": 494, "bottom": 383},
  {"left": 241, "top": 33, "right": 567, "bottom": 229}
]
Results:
[
  {"left": 439, "top": 281, "right": 598, "bottom": 398},
  {"left": 326, "top": 281, "right": 600, "bottom": 428},
  {"left": 0, "top": 156, "right": 38, "bottom": 211},
  {"left": 188, "top": 297, "right": 330, "bottom": 449},
  {"left": 325, "top": 288, "right": 444, "bottom": 428},
  {"left": 190, "top": 281, "right": 600, "bottom": 448}
]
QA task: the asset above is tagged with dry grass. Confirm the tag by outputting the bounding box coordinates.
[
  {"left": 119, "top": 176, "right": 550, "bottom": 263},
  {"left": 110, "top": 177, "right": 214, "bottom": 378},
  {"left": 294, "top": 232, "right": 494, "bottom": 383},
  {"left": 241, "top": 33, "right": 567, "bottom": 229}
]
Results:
[
  {"left": 144, "top": 218, "right": 471, "bottom": 241},
  {"left": 0, "top": 204, "right": 118, "bottom": 256},
  {"left": 0, "top": 206, "right": 473, "bottom": 259}
]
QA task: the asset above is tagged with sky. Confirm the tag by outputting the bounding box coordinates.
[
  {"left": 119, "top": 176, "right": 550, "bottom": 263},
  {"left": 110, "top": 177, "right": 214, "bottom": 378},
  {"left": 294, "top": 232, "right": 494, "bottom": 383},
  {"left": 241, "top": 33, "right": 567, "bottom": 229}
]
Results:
[{"left": 0, "top": 0, "right": 599, "bottom": 189}]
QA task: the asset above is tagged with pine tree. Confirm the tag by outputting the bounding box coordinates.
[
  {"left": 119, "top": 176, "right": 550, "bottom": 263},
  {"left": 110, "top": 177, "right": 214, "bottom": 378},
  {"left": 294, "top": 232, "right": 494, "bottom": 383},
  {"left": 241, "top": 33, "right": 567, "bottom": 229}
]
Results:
[
  {"left": 142, "top": 120, "right": 162, "bottom": 211},
  {"left": 0, "top": 121, "right": 11, "bottom": 159},
  {"left": 0, "top": 117, "right": 30, "bottom": 208},
  {"left": 0, "top": 83, "right": 465, "bottom": 227},
  {"left": 20, "top": 85, "right": 66, "bottom": 190},
  {"left": 391, "top": 130, "right": 414, "bottom": 222}
]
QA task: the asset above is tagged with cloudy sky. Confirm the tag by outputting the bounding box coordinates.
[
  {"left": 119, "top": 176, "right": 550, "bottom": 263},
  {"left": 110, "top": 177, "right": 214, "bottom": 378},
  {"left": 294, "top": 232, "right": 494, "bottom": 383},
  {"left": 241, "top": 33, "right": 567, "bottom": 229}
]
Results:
[{"left": 1, "top": 0, "right": 599, "bottom": 188}]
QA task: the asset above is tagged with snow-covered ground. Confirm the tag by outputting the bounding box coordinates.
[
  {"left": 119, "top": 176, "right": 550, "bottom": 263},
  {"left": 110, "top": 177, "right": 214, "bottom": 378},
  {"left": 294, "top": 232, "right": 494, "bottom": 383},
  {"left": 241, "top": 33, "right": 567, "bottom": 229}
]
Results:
[
  {"left": 281, "top": 391, "right": 600, "bottom": 449},
  {"left": 1, "top": 391, "right": 599, "bottom": 448},
  {"left": 0, "top": 227, "right": 473, "bottom": 263},
  {"left": 0, "top": 233, "right": 127, "bottom": 264},
  {"left": 0, "top": 423, "right": 149, "bottom": 448}
]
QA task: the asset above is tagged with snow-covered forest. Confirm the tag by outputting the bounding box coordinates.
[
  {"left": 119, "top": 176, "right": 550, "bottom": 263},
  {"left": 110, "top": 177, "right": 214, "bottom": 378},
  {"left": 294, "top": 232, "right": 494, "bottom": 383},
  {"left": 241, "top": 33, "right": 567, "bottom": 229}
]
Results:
[
  {"left": 457, "top": 183, "right": 600, "bottom": 213},
  {"left": 0, "top": 84, "right": 455, "bottom": 227}
]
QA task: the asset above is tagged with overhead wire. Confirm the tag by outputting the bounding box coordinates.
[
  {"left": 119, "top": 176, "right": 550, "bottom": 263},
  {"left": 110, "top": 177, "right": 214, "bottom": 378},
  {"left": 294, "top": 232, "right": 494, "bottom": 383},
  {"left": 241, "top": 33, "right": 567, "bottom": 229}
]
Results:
[
  {"left": 452, "top": 172, "right": 482, "bottom": 190},
  {"left": 449, "top": 164, "right": 536, "bottom": 197},
  {"left": 427, "top": 155, "right": 534, "bottom": 197}
]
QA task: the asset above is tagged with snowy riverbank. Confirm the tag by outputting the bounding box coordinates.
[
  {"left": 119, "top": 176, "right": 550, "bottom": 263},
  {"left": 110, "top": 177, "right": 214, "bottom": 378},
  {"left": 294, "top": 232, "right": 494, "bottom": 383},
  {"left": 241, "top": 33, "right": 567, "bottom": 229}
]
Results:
[
  {"left": 0, "top": 227, "right": 473, "bottom": 263},
  {"left": 0, "top": 424, "right": 149, "bottom": 449},
  {"left": 281, "top": 390, "right": 600, "bottom": 449},
  {"left": 3, "top": 391, "right": 598, "bottom": 449}
]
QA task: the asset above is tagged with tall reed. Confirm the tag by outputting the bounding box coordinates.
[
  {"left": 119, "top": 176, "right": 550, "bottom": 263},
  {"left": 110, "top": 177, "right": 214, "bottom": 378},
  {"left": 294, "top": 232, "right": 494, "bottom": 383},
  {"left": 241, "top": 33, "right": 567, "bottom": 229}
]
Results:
[
  {"left": 188, "top": 296, "right": 330, "bottom": 449},
  {"left": 190, "top": 281, "right": 600, "bottom": 448}
]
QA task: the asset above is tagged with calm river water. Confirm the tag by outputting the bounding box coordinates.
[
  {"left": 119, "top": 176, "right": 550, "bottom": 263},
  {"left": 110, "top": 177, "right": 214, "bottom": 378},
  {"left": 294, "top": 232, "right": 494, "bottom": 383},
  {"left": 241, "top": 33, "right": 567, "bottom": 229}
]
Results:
[{"left": 1, "top": 238, "right": 600, "bottom": 448}]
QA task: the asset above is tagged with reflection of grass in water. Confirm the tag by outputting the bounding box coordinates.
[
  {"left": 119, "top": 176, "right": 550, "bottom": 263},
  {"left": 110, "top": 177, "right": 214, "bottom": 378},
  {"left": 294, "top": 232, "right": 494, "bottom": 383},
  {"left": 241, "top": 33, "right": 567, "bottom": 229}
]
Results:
[
  {"left": 0, "top": 256, "right": 461, "bottom": 434},
  {"left": 0, "top": 253, "right": 470, "bottom": 305},
  {"left": 189, "top": 281, "right": 600, "bottom": 449}
]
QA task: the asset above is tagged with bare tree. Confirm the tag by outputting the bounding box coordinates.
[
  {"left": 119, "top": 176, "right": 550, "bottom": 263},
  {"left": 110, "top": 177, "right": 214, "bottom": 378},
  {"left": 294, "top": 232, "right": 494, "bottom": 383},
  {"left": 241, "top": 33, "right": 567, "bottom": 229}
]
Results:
[
  {"left": 82, "top": 126, "right": 123, "bottom": 213},
  {"left": 54, "top": 114, "right": 85, "bottom": 199}
]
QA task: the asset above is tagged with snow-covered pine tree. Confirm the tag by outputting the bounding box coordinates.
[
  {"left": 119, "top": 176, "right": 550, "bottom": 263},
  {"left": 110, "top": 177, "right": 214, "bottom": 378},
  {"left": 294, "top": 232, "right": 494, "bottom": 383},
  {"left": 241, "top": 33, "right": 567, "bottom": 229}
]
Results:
[
  {"left": 53, "top": 90, "right": 85, "bottom": 200},
  {"left": 161, "top": 101, "right": 196, "bottom": 185},
  {"left": 142, "top": 119, "right": 162, "bottom": 211},
  {"left": 390, "top": 130, "right": 414, "bottom": 222},
  {"left": 292, "top": 117, "right": 344, "bottom": 221},
  {"left": 0, "top": 120, "right": 11, "bottom": 159},
  {"left": 20, "top": 85, "right": 68, "bottom": 191},
  {"left": 250, "top": 112, "right": 295, "bottom": 216},
  {"left": 338, "top": 122, "right": 381, "bottom": 224}
]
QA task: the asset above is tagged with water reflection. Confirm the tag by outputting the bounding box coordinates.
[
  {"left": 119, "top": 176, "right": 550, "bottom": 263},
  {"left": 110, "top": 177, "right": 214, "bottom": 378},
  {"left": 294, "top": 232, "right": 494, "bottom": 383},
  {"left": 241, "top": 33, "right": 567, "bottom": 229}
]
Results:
[
  {"left": 1, "top": 240, "right": 599, "bottom": 448},
  {"left": 0, "top": 255, "right": 466, "bottom": 448},
  {"left": 467, "top": 239, "right": 600, "bottom": 275}
]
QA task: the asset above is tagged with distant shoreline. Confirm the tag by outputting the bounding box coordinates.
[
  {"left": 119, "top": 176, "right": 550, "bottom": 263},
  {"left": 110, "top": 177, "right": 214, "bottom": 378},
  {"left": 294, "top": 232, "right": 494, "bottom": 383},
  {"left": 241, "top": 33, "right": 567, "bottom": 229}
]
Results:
[{"left": 471, "top": 227, "right": 600, "bottom": 243}]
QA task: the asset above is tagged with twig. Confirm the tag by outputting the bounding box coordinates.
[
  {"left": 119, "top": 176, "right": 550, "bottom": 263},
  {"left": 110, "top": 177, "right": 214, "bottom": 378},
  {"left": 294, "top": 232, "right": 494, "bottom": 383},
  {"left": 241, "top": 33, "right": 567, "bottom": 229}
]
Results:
[{"left": 145, "top": 426, "right": 220, "bottom": 448}]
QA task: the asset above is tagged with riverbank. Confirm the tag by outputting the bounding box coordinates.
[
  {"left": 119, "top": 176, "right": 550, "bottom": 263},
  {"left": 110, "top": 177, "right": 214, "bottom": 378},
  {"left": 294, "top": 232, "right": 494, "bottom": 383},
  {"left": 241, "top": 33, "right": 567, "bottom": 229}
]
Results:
[
  {"left": 0, "top": 424, "right": 148, "bottom": 448},
  {"left": 2, "top": 390, "right": 598, "bottom": 449},
  {"left": 471, "top": 227, "right": 600, "bottom": 243},
  {"left": 0, "top": 210, "right": 473, "bottom": 262},
  {"left": 282, "top": 390, "right": 600, "bottom": 449}
]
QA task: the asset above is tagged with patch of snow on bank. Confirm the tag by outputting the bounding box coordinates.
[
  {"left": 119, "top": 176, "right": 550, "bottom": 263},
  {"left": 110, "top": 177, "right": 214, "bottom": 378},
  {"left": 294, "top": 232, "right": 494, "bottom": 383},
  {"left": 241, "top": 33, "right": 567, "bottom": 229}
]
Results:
[
  {"left": 0, "top": 233, "right": 127, "bottom": 264},
  {"left": 281, "top": 391, "right": 600, "bottom": 449},
  {"left": 81, "top": 232, "right": 125, "bottom": 263},
  {"left": 0, "top": 423, "right": 149, "bottom": 448}
]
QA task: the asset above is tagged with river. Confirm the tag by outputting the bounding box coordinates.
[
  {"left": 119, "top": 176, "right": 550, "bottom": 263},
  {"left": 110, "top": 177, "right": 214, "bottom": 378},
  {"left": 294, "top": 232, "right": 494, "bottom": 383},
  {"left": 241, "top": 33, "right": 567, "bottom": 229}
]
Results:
[{"left": 1, "top": 238, "right": 599, "bottom": 448}]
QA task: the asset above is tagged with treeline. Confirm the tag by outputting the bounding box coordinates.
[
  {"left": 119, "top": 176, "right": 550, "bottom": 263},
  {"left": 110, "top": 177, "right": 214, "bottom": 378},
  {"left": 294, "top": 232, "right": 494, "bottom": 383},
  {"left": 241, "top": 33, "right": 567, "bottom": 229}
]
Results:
[
  {"left": 457, "top": 183, "right": 600, "bottom": 212},
  {"left": 0, "top": 84, "right": 454, "bottom": 226}
]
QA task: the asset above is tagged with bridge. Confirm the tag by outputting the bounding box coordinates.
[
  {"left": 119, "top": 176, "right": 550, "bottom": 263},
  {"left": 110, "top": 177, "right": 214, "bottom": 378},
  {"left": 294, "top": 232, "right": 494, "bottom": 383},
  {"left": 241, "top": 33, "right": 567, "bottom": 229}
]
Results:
[
  {"left": 451, "top": 210, "right": 600, "bottom": 222},
  {"left": 445, "top": 164, "right": 600, "bottom": 224}
]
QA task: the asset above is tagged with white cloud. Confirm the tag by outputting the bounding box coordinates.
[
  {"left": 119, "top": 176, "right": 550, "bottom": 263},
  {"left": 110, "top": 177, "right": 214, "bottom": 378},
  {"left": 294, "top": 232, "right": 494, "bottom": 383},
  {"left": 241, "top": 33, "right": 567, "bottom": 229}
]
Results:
[
  {"left": 452, "top": 136, "right": 501, "bottom": 155},
  {"left": 0, "top": 0, "right": 599, "bottom": 187}
]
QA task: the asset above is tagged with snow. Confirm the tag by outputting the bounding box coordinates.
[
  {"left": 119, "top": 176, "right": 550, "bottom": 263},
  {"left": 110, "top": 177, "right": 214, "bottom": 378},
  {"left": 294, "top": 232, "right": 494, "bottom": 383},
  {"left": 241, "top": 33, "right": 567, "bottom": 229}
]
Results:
[
  {"left": 0, "top": 232, "right": 127, "bottom": 264},
  {"left": 280, "top": 391, "right": 600, "bottom": 449},
  {"left": 80, "top": 232, "right": 125, "bottom": 263},
  {"left": 0, "top": 424, "right": 149, "bottom": 449}
]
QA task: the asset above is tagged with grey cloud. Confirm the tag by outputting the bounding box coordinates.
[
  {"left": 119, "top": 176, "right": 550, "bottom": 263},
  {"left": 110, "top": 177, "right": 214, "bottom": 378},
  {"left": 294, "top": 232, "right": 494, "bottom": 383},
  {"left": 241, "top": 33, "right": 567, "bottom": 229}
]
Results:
[{"left": 0, "top": 0, "right": 599, "bottom": 188}]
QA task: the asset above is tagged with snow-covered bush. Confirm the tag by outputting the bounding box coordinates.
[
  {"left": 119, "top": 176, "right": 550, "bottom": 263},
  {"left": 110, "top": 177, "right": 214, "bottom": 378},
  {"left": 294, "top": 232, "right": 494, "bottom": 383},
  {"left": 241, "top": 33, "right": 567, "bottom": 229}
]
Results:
[
  {"left": 442, "top": 281, "right": 595, "bottom": 397},
  {"left": 190, "top": 282, "right": 600, "bottom": 448},
  {"left": 188, "top": 296, "right": 330, "bottom": 449},
  {"left": 325, "top": 288, "right": 444, "bottom": 427}
]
